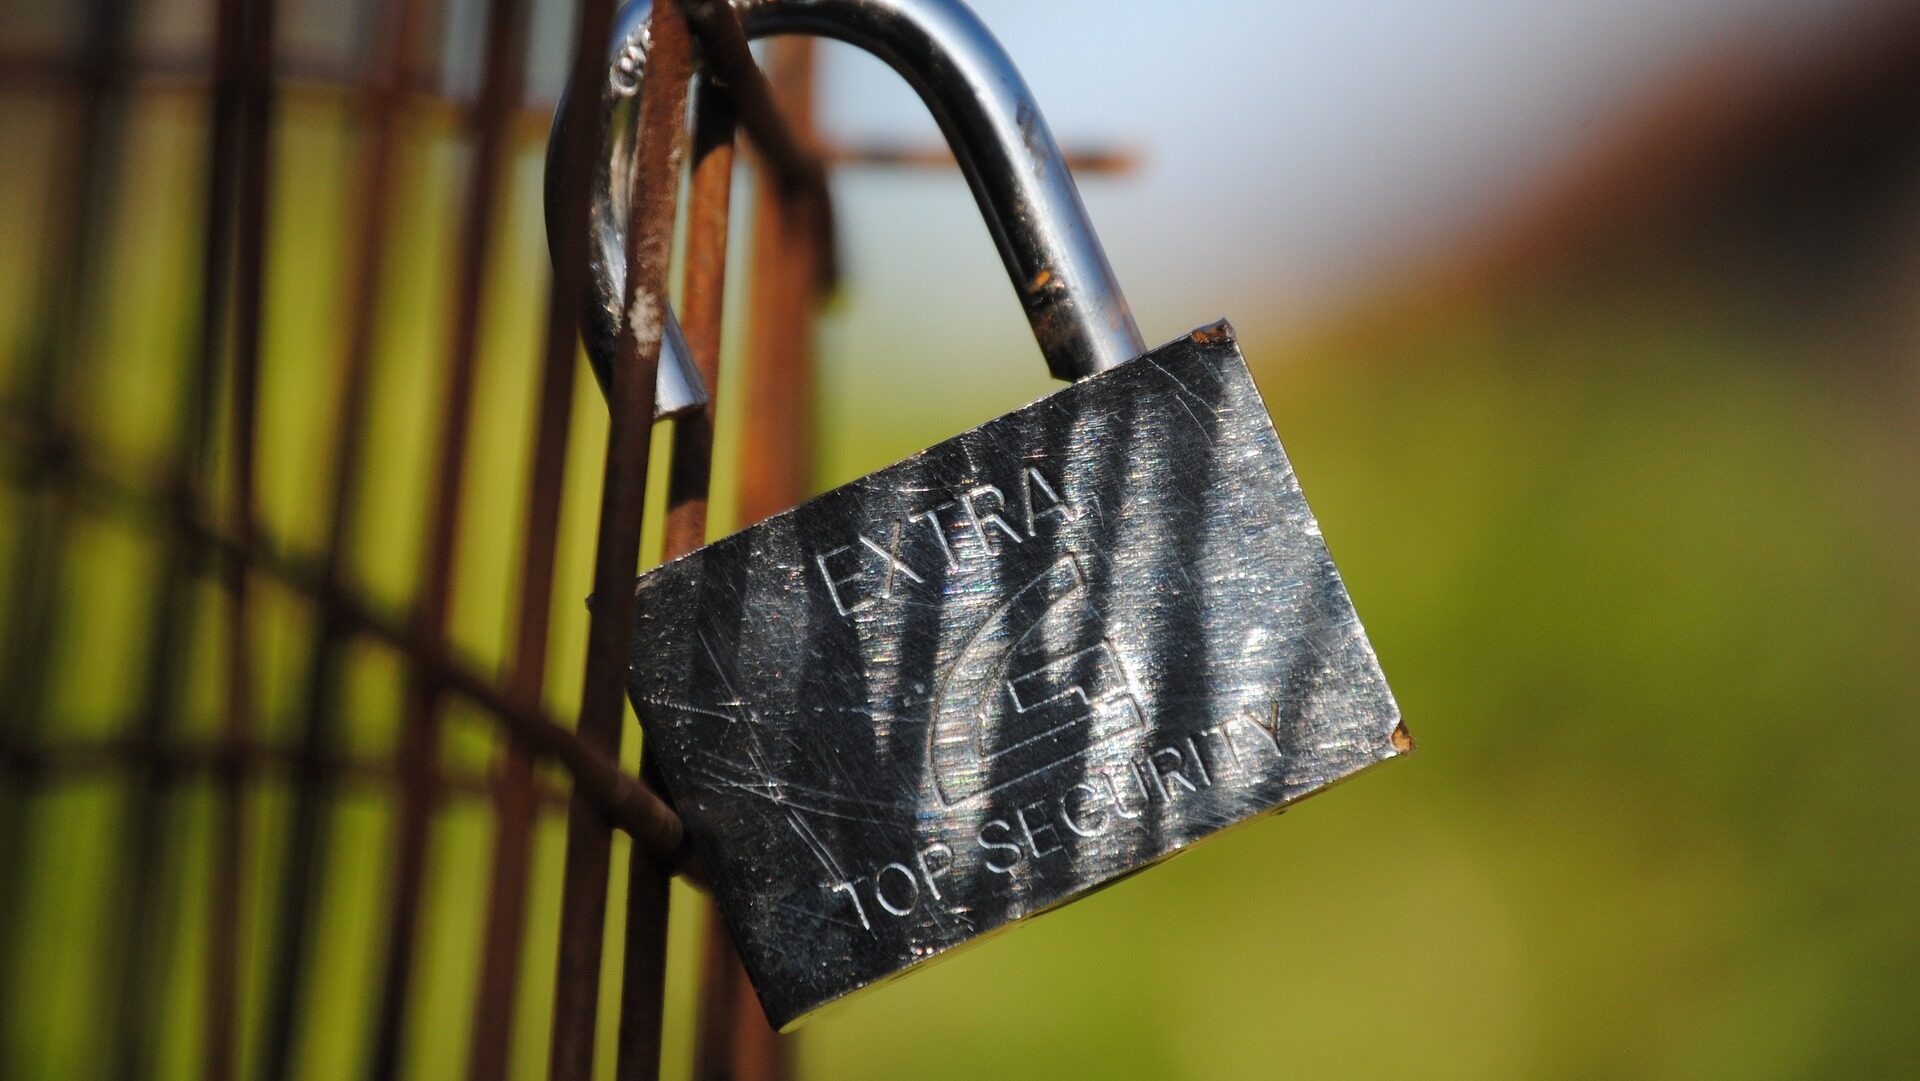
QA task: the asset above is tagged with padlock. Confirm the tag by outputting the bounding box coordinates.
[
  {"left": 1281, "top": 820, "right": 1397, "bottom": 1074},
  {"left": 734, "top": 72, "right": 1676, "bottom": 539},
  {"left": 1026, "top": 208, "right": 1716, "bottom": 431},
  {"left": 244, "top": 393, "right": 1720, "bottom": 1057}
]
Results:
[{"left": 568, "top": 0, "right": 1409, "bottom": 1029}]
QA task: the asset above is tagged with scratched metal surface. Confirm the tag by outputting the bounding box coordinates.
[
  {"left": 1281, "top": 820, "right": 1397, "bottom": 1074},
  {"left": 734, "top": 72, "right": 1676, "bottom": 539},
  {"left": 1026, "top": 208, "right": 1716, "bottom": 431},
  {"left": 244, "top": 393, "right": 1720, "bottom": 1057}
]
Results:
[{"left": 628, "top": 322, "right": 1407, "bottom": 1028}]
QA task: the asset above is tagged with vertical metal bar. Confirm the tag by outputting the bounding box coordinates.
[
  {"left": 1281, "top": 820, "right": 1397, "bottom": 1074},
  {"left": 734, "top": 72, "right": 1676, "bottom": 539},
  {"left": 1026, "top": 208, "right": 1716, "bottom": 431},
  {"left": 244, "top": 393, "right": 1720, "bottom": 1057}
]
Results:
[
  {"left": 692, "top": 927, "right": 745, "bottom": 1081},
  {"left": 693, "top": 40, "right": 823, "bottom": 1080},
  {"left": 547, "top": 0, "right": 690, "bottom": 1077},
  {"left": 254, "top": 2, "right": 435, "bottom": 1076},
  {"left": 104, "top": 0, "right": 226, "bottom": 1072},
  {"left": 206, "top": 0, "right": 277, "bottom": 1077},
  {"left": 660, "top": 75, "right": 736, "bottom": 560},
  {"left": 0, "top": 0, "right": 134, "bottom": 724},
  {"left": 607, "top": 8, "right": 699, "bottom": 1076},
  {"left": 466, "top": 615, "right": 553, "bottom": 1081},
  {"left": 0, "top": 0, "right": 137, "bottom": 1061},
  {"left": 363, "top": 0, "right": 529, "bottom": 1074},
  {"left": 736, "top": 38, "right": 821, "bottom": 532},
  {"left": 536, "top": 0, "right": 620, "bottom": 1057},
  {"left": 465, "top": 0, "right": 603, "bottom": 1066},
  {"left": 615, "top": 64, "right": 739, "bottom": 1081},
  {"left": 680, "top": 72, "right": 756, "bottom": 1081}
]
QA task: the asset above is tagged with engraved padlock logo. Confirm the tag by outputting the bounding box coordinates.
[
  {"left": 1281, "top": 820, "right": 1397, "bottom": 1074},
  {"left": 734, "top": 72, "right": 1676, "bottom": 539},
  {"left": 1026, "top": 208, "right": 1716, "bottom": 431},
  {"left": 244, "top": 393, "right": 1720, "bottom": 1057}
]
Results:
[{"left": 930, "top": 555, "right": 1142, "bottom": 806}]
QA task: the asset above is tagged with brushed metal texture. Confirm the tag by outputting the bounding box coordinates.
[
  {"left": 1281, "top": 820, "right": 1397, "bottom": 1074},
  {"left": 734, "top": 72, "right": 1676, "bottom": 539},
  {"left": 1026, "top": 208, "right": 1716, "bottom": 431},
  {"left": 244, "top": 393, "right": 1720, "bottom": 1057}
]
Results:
[{"left": 628, "top": 322, "right": 1407, "bottom": 1027}]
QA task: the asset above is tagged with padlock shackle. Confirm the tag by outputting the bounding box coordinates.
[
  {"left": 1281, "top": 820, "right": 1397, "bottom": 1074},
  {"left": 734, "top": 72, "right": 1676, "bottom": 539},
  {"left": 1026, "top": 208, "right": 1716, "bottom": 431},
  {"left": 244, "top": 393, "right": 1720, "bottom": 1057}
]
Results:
[{"left": 574, "top": 0, "right": 1147, "bottom": 383}]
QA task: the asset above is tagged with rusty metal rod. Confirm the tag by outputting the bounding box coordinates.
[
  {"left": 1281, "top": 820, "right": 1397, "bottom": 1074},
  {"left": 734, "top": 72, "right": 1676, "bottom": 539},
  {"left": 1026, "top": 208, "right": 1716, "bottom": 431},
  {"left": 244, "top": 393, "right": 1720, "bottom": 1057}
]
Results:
[
  {"left": 0, "top": 47, "right": 1143, "bottom": 179},
  {"left": 0, "top": 736, "right": 572, "bottom": 809},
  {"left": 683, "top": 0, "right": 837, "bottom": 289},
  {"left": 661, "top": 79, "right": 735, "bottom": 561},
  {"left": 464, "top": 0, "right": 620, "bottom": 1063},
  {"left": 693, "top": 38, "right": 828, "bottom": 1081},
  {"left": 584, "top": 2, "right": 693, "bottom": 1076},
  {"left": 736, "top": 37, "right": 827, "bottom": 538},
  {"left": 633, "top": 61, "right": 744, "bottom": 1081},
  {"left": 254, "top": 2, "right": 436, "bottom": 1076},
  {"left": 0, "top": 0, "right": 141, "bottom": 1069},
  {"left": 535, "top": 0, "right": 622, "bottom": 1069},
  {"left": 202, "top": 0, "right": 274, "bottom": 1078},
  {"left": 543, "top": 0, "right": 685, "bottom": 1072},
  {"left": 363, "top": 0, "right": 527, "bottom": 1074},
  {"left": 681, "top": 1, "right": 822, "bottom": 196}
]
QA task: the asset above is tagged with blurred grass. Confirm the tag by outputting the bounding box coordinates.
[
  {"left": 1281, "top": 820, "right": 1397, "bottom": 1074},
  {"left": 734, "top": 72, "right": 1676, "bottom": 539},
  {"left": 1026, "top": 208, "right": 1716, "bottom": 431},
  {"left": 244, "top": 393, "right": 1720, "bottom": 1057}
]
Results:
[
  {"left": 791, "top": 273, "right": 1920, "bottom": 1080},
  {"left": 4, "top": 67, "right": 1920, "bottom": 1081}
]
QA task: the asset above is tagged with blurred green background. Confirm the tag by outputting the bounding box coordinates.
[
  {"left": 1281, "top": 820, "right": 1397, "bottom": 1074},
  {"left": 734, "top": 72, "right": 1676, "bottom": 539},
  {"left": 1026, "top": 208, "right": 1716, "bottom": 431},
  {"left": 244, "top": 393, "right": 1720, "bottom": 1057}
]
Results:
[{"left": 3, "top": 0, "right": 1919, "bottom": 1078}]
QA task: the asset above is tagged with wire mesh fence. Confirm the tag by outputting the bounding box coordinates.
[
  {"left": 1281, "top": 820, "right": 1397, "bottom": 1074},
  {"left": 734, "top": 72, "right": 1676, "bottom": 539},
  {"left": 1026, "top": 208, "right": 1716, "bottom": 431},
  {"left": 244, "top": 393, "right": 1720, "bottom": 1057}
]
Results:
[
  {"left": 0, "top": 1, "right": 1130, "bottom": 1078},
  {"left": 2, "top": 0, "right": 809, "bottom": 1075}
]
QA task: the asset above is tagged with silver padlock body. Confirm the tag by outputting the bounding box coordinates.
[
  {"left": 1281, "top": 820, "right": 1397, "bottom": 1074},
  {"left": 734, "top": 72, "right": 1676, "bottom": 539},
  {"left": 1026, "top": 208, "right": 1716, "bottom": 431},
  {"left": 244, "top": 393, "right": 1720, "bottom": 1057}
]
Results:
[{"left": 628, "top": 322, "right": 1406, "bottom": 1028}]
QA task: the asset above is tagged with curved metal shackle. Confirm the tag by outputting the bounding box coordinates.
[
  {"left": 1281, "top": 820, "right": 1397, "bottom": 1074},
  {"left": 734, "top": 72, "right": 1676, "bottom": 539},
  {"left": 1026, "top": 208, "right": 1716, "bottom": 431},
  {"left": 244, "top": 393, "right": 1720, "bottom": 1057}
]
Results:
[{"left": 574, "top": 0, "right": 1148, "bottom": 384}]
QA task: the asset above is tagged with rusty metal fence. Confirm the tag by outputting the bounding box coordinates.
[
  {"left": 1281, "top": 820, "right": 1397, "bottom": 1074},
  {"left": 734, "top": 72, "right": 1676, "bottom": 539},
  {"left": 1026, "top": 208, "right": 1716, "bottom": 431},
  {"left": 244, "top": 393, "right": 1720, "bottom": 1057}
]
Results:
[{"left": 0, "top": 1, "right": 1128, "bottom": 1078}]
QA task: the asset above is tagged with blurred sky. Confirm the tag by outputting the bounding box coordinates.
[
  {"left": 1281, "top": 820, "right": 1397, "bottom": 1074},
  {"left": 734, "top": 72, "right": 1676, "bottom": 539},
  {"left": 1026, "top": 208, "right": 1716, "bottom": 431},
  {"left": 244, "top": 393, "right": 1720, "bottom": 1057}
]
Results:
[
  {"left": 628, "top": 0, "right": 1895, "bottom": 480},
  {"left": 3, "top": 0, "right": 1895, "bottom": 335},
  {"left": 818, "top": 0, "right": 1844, "bottom": 327},
  {"left": 6, "top": 0, "right": 1893, "bottom": 467}
]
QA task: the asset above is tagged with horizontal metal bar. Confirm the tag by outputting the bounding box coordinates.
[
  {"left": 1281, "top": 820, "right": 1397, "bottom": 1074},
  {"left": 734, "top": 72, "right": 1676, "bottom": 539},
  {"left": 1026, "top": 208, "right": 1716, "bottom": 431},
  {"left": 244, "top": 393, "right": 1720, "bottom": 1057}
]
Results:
[
  {"left": 0, "top": 47, "right": 1140, "bottom": 175},
  {"left": 828, "top": 139, "right": 1140, "bottom": 174},
  {"left": 0, "top": 401, "right": 685, "bottom": 863},
  {"left": 0, "top": 735, "right": 572, "bottom": 810}
]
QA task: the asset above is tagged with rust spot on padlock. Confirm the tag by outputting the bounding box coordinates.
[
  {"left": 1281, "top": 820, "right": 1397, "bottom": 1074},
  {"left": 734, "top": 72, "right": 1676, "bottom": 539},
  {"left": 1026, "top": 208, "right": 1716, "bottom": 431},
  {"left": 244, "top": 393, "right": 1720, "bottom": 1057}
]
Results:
[
  {"left": 1026, "top": 291, "right": 1082, "bottom": 364},
  {"left": 1027, "top": 268, "right": 1053, "bottom": 292},
  {"left": 1391, "top": 721, "right": 1416, "bottom": 754},
  {"left": 1190, "top": 318, "right": 1237, "bottom": 345}
]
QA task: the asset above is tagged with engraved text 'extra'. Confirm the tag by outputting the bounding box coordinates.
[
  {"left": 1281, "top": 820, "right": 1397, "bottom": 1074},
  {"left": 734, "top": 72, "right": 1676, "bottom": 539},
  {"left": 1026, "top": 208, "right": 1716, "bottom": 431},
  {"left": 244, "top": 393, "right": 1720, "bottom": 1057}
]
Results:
[{"left": 813, "top": 467, "right": 1077, "bottom": 618}]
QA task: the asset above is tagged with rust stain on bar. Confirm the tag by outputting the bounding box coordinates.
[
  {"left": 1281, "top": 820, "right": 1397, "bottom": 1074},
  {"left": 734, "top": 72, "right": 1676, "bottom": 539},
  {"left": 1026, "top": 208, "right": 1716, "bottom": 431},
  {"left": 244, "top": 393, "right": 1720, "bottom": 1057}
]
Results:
[
  {"left": 661, "top": 73, "right": 735, "bottom": 563},
  {"left": 642, "top": 63, "right": 744, "bottom": 1081},
  {"left": 682, "top": 72, "right": 748, "bottom": 1081}
]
